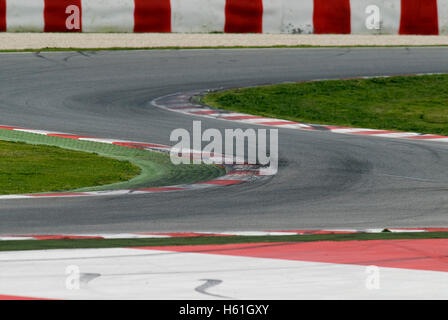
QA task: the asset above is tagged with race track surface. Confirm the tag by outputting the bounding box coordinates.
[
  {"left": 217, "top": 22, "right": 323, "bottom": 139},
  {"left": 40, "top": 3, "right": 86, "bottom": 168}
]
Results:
[{"left": 1, "top": 47, "right": 448, "bottom": 234}]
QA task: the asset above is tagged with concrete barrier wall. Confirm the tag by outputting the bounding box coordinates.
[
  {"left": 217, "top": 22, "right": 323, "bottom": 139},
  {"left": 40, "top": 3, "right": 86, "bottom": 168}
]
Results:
[{"left": 0, "top": 0, "right": 447, "bottom": 35}]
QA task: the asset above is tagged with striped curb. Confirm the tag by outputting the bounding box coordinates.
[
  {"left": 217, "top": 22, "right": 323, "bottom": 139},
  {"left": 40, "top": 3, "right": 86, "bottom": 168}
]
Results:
[
  {"left": 0, "top": 125, "right": 272, "bottom": 200},
  {"left": 151, "top": 81, "right": 448, "bottom": 144},
  {"left": 1, "top": 228, "right": 446, "bottom": 241},
  {"left": 0, "top": 0, "right": 447, "bottom": 35}
]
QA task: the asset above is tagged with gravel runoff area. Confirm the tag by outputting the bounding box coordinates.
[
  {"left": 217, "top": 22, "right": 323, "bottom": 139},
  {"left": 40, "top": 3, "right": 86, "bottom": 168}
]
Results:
[{"left": 2, "top": 33, "right": 448, "bottom": 50}]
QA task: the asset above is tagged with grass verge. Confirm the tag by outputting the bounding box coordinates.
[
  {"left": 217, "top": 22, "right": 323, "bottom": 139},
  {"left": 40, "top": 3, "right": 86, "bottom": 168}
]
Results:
[
  {"left": 203, "top": 74, "right": 448, "bottom": 136},
  {"left": 0, "top": 140, "right": 140, "bottom": 195},
  {"left": 0, "top": 129, "right": 225, "bottom": 194},
  {"left": 2, "top": 232, "right": 448, "bottom": 252}
]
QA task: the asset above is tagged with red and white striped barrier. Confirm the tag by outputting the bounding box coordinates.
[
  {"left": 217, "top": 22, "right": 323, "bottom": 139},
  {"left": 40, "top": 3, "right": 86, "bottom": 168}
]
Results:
[{"left": 0, "top": 0, "right": 447, "bottom": 35}]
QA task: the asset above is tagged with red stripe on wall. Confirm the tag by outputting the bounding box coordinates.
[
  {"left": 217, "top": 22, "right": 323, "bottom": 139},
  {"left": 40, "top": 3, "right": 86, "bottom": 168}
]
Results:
[
  {"left": 0, "top": 0, "right": 6, "bottom": 32},
  {"left": 44, "top": 0, "right": 82, "bottom": 32},
  {"left": 224, "top": 0, "right": 263, "bottom": 33},
  {"left": 134, "top": 0, "right": 171, "bottom": 33},
  {"left": 313, "top": 0, "right": 351, "bottom": 34},
  {"left": 399, "top": 0, "right": 439, "bottom": 35}
]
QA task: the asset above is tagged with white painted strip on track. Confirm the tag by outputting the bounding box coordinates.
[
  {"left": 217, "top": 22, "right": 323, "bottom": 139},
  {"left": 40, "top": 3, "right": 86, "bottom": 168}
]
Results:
[
  {"left": 373, "top": 132, "right": 421, "bottom": 138},
  {"left": 218, "top": 113, "right": 257, "bottom": 117},
  {"left": 2, "top": 248, "right": 448, "bottom": 299},
  {"left": 267, "top": 123, "right": 307, "bottom": 129},
  {"left": 418, "top": 138, "right": 448, "bottom": 142},
  {"left": 239, "top": 118, "right": 292, "bottom": 124},
  {"left": 0, "top": 195, "right": 32, "bottom": 200},
  {"left": 174, "top": 108, "right": 207, "bottom": 113},
  {"left": 201, "top": 231, "right": 299, "bottom": 236},
  {"left": 365, "top": 228, "right": 427, "bottom": 233},
  {"left": 87, "top": 190, "right": 133, "bottom": 196},
  {"left": 77, "top": 138, "right": 115, "bottom": 144},
  {"left": 89, "top": 233, "right": 172, "bottom": 239},
  {"left": 13, "top": 129, "right": 58, "bottom": 135},
  {"left": 330, "top": 128, "right": 380, "bottom": 133},
  {"left": 221, "top": 118, "right": 267, "bottom": 123},
  {"left": 188, "top": 112, "right": 224, "bottom": 118}
]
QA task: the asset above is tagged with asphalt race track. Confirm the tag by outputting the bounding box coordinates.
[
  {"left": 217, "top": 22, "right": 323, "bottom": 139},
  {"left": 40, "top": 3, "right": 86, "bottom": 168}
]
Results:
[{"left": 1, "top": 47, "right": 448, "bottom": 235}]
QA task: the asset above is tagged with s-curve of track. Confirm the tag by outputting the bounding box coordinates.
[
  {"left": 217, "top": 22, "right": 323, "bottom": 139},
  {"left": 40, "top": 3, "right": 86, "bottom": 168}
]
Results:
[{"left": 1, "top": 47, "right": 448, "bottom": 235}]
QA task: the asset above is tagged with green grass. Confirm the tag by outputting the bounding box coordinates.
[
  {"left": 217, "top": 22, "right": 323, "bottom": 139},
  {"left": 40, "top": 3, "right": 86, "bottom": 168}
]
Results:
[
  {"left": 0, "top": 140, "right": 140, "bottom": 195},
  {"left": 0, "top": 129, "right": 225, "bottom": 194},
  {"left": 2, "top": 231, "right": 448, "bottom": 252},
  {"left": 203, "top": 74, "right": 448, "bottom": 136}
]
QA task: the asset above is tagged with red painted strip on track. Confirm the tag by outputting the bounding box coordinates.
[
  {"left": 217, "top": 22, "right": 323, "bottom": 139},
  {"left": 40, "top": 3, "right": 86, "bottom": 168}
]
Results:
[
  {"left": 256, "top": 121, "right": 298, "bottom": 126},
  {"left": 190, "top": 110, "right": 218, "bottom": 115},
  {"left": 0, "top": 126, "right": 18, "bottom": 130},
  {"left": 135, "top": 239, "right": 448, "bottom": 272},
  {"left": 399, "top": 0, "right": 439, "bottom": 35},
  {"left": 224, "top": 0, "right": 263, "bottom": 33},
  {"left": 196, "top": 179, "right": 244, "bottom": 185},
  {"left": 136, "top": 187, "right": 185, "bottom": 192},
  {"left": 44, "top": 0, "right": 82, "bottom": 32},
  {"left": 134, "top": 0, "right": 171, "bottom": 33},
  {"left": 227, "top": 170, "right": 259, "bottom": 176},
  {"left": 313, "top": 0, "right": 351, "bottom": 34},
  {"left": 222, "top": 115, "right": 268, "bottom": 120},
  {"left": 0, "top": 0, "right": 6, "bottom": 32},
  {"left": 47, "top": 133, "right": 90, "bottom": 139}
]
